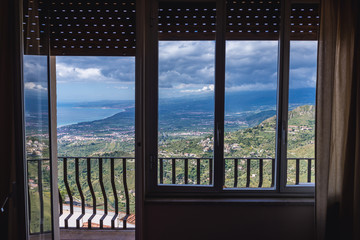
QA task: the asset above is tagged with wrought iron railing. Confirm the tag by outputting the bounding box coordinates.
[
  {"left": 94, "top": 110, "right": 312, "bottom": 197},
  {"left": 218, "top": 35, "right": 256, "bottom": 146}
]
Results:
[
  {"left": 287, "top": 158, "right": 315, "bottom": 185},
  {"left": 158, "top": 157, "right": 213, "bottom": 185},
  {"left": 27, "top": 158, "right": 52, "bottom": 235},
  {"left": 224, "top": 158, "right": 275, "bottom": 188},
  {"left": 158, "top": 157, "right": 315, "bottom": 188},
  {"left": 58, "top": 157, "right": 135, "bottom": 230},
  {"left": 27, "top": 156, "right": 314, "bottom": 233}
]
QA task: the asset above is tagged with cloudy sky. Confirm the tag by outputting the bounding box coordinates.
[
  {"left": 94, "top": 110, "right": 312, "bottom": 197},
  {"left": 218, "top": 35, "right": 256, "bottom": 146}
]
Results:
[{"left": 23, "top": 40, "right": 317, "bottom": 103}]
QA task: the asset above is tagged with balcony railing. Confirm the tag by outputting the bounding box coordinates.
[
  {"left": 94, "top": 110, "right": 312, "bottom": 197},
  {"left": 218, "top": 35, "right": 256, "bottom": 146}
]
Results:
[
  {"left": 27, "top": 158, "right": 52, "bottom": 235},
  {"left": 158, "top": 157, "right": 213, "bottom": 185},
  {"left": 224, "top": 158, "right": 275, "bottom": 188},
  {"left": 27, "top": 156, "right": 315, "bottom": 234},
  {"left": 58, "top": 157, "right": 135, "bottom": 230},
  {"left": 287, "top": 158, "right": 315, "bottom": 185},
  {"left": 158, "top": 157, "right": 315, "bottom": 188}
]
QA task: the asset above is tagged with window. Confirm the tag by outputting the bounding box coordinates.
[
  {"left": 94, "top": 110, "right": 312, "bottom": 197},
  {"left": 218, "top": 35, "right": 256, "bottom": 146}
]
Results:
[
  {"left": 158, "top": 40, "right": 215, "bottom": 186},
  {"left": 56, "top": 56, "right": 136, "bottom": 228},
  {"left": 224, "top": 40, "right": 278, "bottom": 189},
  {"left": 22, "top": 0, "right": 137, "bottom": 234},
  {"left": 147, "top": 0, "right": 319, "bottom": 196},
  {"left": 286, "top": 41, "right": 317, "bottom": 186}
]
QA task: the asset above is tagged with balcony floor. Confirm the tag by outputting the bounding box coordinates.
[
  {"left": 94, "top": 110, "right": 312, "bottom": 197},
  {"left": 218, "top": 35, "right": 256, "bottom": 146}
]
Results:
[{"left": 60, "top": 229, "right": 135, "bottom": 240}]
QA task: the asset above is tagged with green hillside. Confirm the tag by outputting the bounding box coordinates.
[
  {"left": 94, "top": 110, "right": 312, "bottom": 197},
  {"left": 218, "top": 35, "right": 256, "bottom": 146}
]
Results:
[{"left": 27, "top": 105, "right": 315, "bottom": 231}]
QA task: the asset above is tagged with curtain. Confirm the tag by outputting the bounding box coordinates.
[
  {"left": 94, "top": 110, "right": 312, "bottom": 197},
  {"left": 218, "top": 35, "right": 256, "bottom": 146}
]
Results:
[
  {"left": 0, "top": 0, "right": 14, "bottom": 238},
  {"left": 0, "top": 0, "right": 27, "bottom": 239},
  {"left": 316, "top": 0, "right": 360, "bottom": 239}
]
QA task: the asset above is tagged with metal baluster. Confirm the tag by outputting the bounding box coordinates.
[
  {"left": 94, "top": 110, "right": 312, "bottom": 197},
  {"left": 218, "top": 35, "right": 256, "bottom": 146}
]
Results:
[
  {"left": 307, "top": 159, "right": 312, "bottom": 183},
  {"left": 99, "top": 158, "right": 108, "bottom": 229},
  {"left": 38, "top": 160, "right": 44, "bottom": 233},
  {"left": 172, "top": 158, "right": 176, "bottom": 184},
  {"left": 196, "top": 158, "right": 201, "bottom": 185},
  {"left": 75, "top": 158, "right": 85, "bottom": 229},
  {"left": 271, "top": 158, "right": 275, "bottom": 188},
  {"left": 87, "top": 158, "right": 96, "bottom": 229},
  {"left": 246, "top": 159, "right": 251, "bottom": 188},
  {"left": 234, "top": 159, "right": 238, "bottom": 188},
  {"left": 28, "top": 179, "right": 31, "bottom": 223},
  {"left": 159, "top": 158, "right": 163, "bottom": 184},
  {"left": 63, "top": 158, "right": 73, "bottom": 229},
  {"left": 296, "top": 159, "right": 300, "bottom": 185},
  {"left": 58, "top": 190, "right": 63, "bottom": 217},
  {"left": 258, "top": 159, "right": 263, "bottom": 188},
  {"left": 184, "top": 159, "right": 188, "bottom": 184},
  {"left": 122, "top": 158, "right": 130, "bottom": 229},
  {"left": 110, "top": 158, "right": 118, "bottom": 229},
  {"left": 28, "top": 177, "right": 31, "bottom": 223},
  {"left": 57, "top": 158, "right": 63, "bottom": 218}
]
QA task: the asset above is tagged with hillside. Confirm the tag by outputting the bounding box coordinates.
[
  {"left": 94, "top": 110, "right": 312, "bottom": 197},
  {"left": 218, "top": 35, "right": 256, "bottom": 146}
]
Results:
[
  {"left": 160, "top": 105, "right": 314, "bottom": 159},
  {"left": 27, "top": 104, "right": 315, "bottom": 222}
]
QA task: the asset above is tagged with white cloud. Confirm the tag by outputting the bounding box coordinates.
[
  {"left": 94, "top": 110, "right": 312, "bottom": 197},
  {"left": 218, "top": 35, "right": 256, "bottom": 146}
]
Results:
[
  {"left": 180, "top": 84, "right": 214, "bottom": 93},
  {"left": 56, "top": 63, "right": 108, "bottom": 83},
  {"left": 159, "top": 41, "right": 215, "bottom": 61},
  {"left": 159, "top": 41, "right": 215, "bottom": 88},
  {"left": 113, "top": 86, "right": 129, "bottom": 90},
  {"left": 56, "top": 60, "right": 136, "bottom": 84},
  {"left": 289, "top": 67, "right": 317, "bottom": 88},
  {"left": 226, "top": 41, "right": 278, "bottom": 65},
  {"left": 75, "top": 68, "right": 102, "bottom": 79},
  {"left": 23, "top": 58, "right": 47, "bottom": 76},
  {"left": 159, "top": 70, "right": 195, "bottom": 87},
  {"left": 23, "top": 56, "right": 48, "bottom": 84},
  {"left": 226, "top": 82, "right": 277, "bottom": 91},
  {"left": 24, "top": 82, "right": 47, "bottom": 91}
]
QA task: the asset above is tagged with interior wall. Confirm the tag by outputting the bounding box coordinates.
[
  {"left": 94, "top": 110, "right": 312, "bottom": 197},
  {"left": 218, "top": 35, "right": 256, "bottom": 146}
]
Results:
[
  {"left": 0, "top": 0, "right": 26, "bottom": 239},
  {"left": 144, "top": 201, "right": 315, "bottom": 240}
]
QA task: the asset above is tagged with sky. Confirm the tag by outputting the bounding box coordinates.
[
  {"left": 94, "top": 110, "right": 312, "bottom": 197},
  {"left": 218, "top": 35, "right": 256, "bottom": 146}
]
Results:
[{"left": 23, "top": 40, "right": 317, "bottom": 103}]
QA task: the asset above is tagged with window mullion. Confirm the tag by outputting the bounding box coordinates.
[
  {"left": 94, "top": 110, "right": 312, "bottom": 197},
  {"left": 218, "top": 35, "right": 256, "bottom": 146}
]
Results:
[
  {"left": 148, "top": 0, "right": 159, "bottom": 193},
  {"left": 276, "top": 0, "right": 291, "bottom": 193},
  {"left": 214, "top": 0, "right": 226, "bottom": 192}
]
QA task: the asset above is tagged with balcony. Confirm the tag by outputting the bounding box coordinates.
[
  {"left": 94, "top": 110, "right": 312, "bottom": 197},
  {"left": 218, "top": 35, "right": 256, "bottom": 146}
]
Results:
[{"left": 27, "top": 156, "right": 314, "bottom": 239}]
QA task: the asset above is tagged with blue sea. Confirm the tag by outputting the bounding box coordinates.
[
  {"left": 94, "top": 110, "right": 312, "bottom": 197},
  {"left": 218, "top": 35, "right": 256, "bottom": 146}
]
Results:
[
  {"left": 57, "top": 105, "right": 123, "bottom": 127},
  {"left": 55, "top": 88, "right": 315, "bottom": 128}
]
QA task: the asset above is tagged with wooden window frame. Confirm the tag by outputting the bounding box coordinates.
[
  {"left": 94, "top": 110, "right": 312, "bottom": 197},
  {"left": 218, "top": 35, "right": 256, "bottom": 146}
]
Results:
[
  {"left": 143, "top": 0, "right": 319, "bottom": 198},
  {"left": 140, "top": 0, "right": 320, "bottom": 201}
]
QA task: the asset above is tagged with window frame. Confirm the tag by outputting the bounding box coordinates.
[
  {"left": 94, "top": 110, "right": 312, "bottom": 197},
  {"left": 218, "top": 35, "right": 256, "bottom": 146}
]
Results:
[{"left": 144, "top": 0, "right": 319, "bottom": 198}]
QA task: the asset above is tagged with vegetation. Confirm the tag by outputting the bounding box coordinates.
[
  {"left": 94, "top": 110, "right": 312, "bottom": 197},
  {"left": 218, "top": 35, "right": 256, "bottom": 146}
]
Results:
[
  {"left": 26, "top": 104, "right": 315, "bottom": 232},
  {"left": 27, "top": 160, "right": 52, "bottom": 233}
]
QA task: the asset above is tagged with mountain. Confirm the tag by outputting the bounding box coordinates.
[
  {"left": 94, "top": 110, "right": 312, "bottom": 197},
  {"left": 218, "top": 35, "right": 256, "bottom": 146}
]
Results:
[
  {"left": 57, "top": 88, "right": 315, "bottom": 133},
  {"left": 262, "top": 105, "right": 315, "bottom": 125},
  {"left": 53, "top": 104, "right": 315, "bottom": 210},
  {"left": 244, "top": 110, "right": 277, "bottom": 127},
  {"left": 26, "top": 103, "right": 316, "bottom": 231}
]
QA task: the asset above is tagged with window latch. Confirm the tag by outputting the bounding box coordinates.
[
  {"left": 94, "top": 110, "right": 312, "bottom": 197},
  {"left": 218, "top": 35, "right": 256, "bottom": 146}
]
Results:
[{"left": 1, "top": 182, "right": 15, "bottom": 213}]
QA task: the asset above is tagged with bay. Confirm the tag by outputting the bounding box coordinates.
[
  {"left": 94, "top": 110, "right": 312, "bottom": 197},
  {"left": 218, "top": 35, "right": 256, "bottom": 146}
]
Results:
[{"left": 57, "top": 105, "right": 124, "bottom": 127}]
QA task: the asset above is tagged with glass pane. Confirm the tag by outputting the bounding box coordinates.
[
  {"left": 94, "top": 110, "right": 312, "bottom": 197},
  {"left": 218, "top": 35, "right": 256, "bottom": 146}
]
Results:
[
  {"left": 23, "top": 0, "right": 54, "bottom": 237},
  {"left": 24, "top": 55, "right": 53, "bottom": 237},
  {"left": 223, "top": 0, "right": 280, "bottom": 190},
  {"left": 56, "top": 56, "right": 136, "bottom": 228},
  {"left": 157, "top": 1, "right": 216, "bottom": 187},
  {"left": 286, "top": 41, "right": 317, "bottom": 185},
  {"left": 224, "top": 41, "right": 278, "bottom": 189},
  {"left": 158, "top": 41, "right": 215, "bottom": 185}
]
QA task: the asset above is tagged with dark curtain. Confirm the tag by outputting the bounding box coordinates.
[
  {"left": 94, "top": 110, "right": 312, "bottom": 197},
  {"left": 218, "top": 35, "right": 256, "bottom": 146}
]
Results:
[
  {"left": 316, "top": 0, "right": 360, "bottom": 239},
  {"left": 0, "top": 0, "right": 27, "bottom": 239}
]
